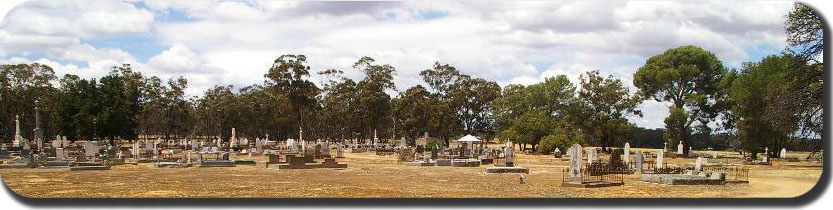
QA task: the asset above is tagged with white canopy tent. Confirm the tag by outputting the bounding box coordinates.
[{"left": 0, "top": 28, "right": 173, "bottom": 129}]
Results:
[{"left": 457, "top": 135, "right": 482, "bottom": 157}]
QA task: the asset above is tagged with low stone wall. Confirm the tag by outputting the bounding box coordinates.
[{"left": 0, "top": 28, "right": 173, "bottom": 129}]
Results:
[{"left": 641, "top": 171, "right": 725, "bottom": 185}]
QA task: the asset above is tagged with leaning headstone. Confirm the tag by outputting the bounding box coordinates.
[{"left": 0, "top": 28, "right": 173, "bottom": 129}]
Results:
[
  {"left": 568, "top": 144, "right": 583, "bottom": 184},
  {"left": 635, "top": 152, "right": 644, "bottom": 173},
  {"left": 656, "top": 150, "right": 664, "bottom": 168},
  {"left": 780, "top": 148, "right": 787, "bottom": 159},
  {"left": 623, "top": 142, "right": 630, "bottom": 164}
]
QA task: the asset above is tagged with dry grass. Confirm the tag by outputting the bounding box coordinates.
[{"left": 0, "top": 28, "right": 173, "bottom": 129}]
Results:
[{"left": 0, "top": 148, "right": 822, "bottom": 198}]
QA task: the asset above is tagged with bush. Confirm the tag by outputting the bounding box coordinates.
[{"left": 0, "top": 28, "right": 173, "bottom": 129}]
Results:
[{"left": 539, "top": 132, "right": 583, "bottom": 154}]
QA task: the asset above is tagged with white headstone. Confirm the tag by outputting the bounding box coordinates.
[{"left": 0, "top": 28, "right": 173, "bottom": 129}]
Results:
[
  {"left": 623, "top": 142, "right": 630, "bottom": 164},
  {"left": 780, "top": 148, "right": 787, "bottom": 159},
  {"left": 568, "top": 144, "right": 583, "bottom": 184},
  {"left": 677, "top": 141, "right": 684, "bottom": 155},
  {"left": 55, "top": 148, "right": 64, "bottom": 160},
  {"left": 132, "top": 141, "right": 140, "bottom": 158},
  {"left": 587, "top": 149, "right": 596, "bottom": 165},
  {"left": 504, "top": 146, "right": 514, "bottom": 165},
  {"left": 763, "top": 147, "right": 769, "bottom": 163},
  {"left": 695, "top": 157, "right": 704, "bottom": 171},
  {"left": 84, "top": 141, "right": 96, "bottom": 158},
  {"left": 13, "top": 115, "right": 22, "bottom": 148},
  {"left": 657, "top": 150, "right": 664, "bottom": 168},
  {"left": 52, "top": 138, "right": 62, "bottom": 149}
]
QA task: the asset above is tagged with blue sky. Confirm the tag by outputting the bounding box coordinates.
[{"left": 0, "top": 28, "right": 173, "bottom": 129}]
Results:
[{"left": 0, "top": 0, "right": 797, "bottom": 129}]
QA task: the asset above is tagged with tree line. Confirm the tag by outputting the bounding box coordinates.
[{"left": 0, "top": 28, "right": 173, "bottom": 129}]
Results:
[{"left": 0, "top": 4, "right": 822, "bottom": 157}]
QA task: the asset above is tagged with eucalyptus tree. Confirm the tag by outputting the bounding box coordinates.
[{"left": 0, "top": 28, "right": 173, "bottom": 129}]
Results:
[
  {"left": 574, "top": 70, "right": 642, "bottom": 151},
  {"left": 264, "top": 55, "right": 320, "bottom": 139},
  {"left": 633, "top": 45, "right": 728, "bottom": 155},
  {"left": 353, "top": 57, "right": 396, "bottom": 141}
]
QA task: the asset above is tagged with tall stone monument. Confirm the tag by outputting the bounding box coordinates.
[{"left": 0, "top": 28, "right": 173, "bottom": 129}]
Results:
[
  {"left": 504, "top": 145, "right": 514, "bottom": 167},
  {"left": 656, "top": 150, "right": 664, "bottom": 168},
  {"left": 568, "top": 144, "right": 583, "bottom": 184},
  {"left": 623, "top": 142, "right": 630, "bottom": 164}
]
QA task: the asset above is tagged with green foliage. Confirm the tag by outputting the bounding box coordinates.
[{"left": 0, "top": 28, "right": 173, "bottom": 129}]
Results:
[
  {"left": 538, "top": 127, "right": 584, "bottom": 154},
  {"left": 633, "top": 45, "right": 728, "bottom": 155},
  {"left": 573, "top": 70, "right": 641, "bottom": 150}
]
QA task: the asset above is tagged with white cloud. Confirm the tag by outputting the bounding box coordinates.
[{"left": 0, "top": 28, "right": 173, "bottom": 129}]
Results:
[{"left": 0, "top": 0, "right": 797, "bottom": 128}]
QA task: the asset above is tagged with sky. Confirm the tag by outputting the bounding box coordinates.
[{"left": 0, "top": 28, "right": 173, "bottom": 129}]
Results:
[{"left": 0, "top": 0, "right": 796, "bottom": 129}]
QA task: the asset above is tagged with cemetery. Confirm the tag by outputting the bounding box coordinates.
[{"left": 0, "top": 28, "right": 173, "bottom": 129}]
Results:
[{"left": 0, "top": 131, "right": 823, "bottom": 198}]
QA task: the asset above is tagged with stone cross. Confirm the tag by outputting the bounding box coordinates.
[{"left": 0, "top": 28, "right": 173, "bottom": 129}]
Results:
[
  {"left": 52, "top": 136, "right": 62, "bottom": 149},
  {"left": 656, "top": 150, "right": 664, "bottom": 168},
  {"left": 13, "top": 115, "right": 22, "bottom": 148},
  {"left": 568, "top": 144, "right": 583, "bottom": 184},
  {"left": 663, "top": 142, "right": 668, "bottom": 152},
  {"left": 623, "top": 142, "right": 630, "bottom": 164},
  {"left": 763, "top": 147, "right": 769, "bottom": 163},
  {"left": 677, "top": 141, "right": 684, "bottom": 155}
]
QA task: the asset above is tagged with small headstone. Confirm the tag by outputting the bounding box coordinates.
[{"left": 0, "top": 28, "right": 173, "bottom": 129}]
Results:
[
  {"left": 713, "top": 151, "right": 718, "bottom": 159},
  {"left": 763, "top": 147, "right": 769, "bottom": 163},
  {"left": 780, "top": 148, "right": 787, "bottom": 159}
]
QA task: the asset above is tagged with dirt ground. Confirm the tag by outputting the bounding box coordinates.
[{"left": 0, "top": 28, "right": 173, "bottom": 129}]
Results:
[{"left": 0, "top": 148, "right": 823, "bottom": 198}]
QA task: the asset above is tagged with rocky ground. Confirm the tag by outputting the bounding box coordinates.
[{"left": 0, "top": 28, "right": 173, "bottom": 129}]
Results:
[{"left": 0, "top": 148, "right": 822, "bottom": 198}]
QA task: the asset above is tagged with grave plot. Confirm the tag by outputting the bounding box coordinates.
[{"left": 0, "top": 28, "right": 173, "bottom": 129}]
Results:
[
  {"left": 485, "top": 146, "right": 528, "bottom": 173},
  {"left": 561, "top": 144, "right": 626, "bottom": 188}
]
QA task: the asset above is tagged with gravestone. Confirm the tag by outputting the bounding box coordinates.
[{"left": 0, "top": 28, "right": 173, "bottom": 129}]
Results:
[
  {"left": 504, "top": 146, "right": 514, "bottom": 167},
  {"left": 52, "top": 136, "right": 62, "bottom": 149},
  {"left": 336, "top": 145, "right": 344, "bottom": 158},
  {"left": 713, "top": 151, "right": 718, "bottom": 159},
  {"left": 635, "top": 152, "right": 644, "bottom": 173},
  {"left": 762, "top": 147, "right": 769, "bottom": 163},
  {"left": 553, "top": 148, "right": 561, "bottom": 158},
  {"left": 677, "top": 141, "right": 684, "bottom": 155},
  {"left": 568, "top": 144, "right": 583, "bottom": 184},
  {"left": 84, "top": 141, "right": 96, "bottom": 160},
  {"left": 55, "top": 148, "right": 64, "bottom": 160},
  {"left": 191, "top": 139, "right": 199, "bottom": 151},
  {"left": 132, "top": 141, "right": 141, "bottom": 158},
  {"left": 145, "top": 140, "right": 153, "bottom": 154},
  {"left": 695, "top": 157, "right": 704, "bottom": 171},
  {"left": 780, "top": 148, "right": 787, "bottom": 159},
  {"left": 314, "top": 144, "right": 322, "bottom": 158},
  {"left": 623, "top": 142, "right": 630, "bottom": 164},
  {"left": 657, "top": 150, "right": 664, "bottom": 168},
  {"left": 587, "top": 149, "right": 596, "bottom": 165}
]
